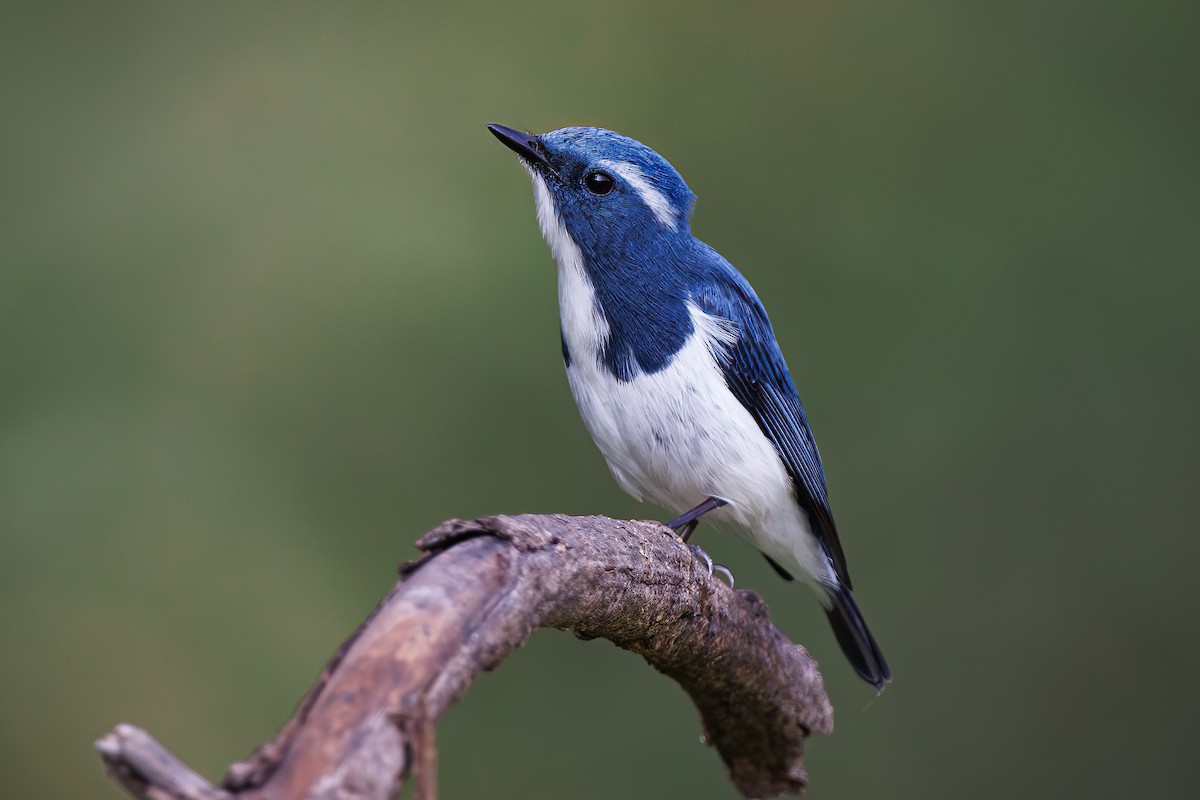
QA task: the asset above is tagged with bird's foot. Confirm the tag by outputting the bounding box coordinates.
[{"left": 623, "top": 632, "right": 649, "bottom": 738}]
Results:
[{"left": 687, "top": 543, "right": 735, "bottom": 588}]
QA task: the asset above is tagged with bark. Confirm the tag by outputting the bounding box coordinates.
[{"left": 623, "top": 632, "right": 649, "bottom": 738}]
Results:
[{"left": 96, "top": 513, "right": 834, "bottom": 799}]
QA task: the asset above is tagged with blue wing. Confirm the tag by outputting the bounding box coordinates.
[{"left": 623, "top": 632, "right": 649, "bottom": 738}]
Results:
[{"left": 691, "top": 257, "right": 853, "bottom": 589}]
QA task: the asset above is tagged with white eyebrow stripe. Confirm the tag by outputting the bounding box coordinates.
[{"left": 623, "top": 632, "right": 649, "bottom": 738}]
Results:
[{"left": 596, "top": 159, "right": 678, "bottom": 230}]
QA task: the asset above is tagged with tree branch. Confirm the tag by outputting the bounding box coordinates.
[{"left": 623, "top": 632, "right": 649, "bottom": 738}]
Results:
[{"left": 96, "top": 513, "right": 834, "bottom": 799}]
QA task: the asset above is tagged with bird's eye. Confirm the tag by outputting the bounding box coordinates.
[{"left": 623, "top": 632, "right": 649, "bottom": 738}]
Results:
[{"left": 583, "top": 170, "right": 615, "bottom": 196}]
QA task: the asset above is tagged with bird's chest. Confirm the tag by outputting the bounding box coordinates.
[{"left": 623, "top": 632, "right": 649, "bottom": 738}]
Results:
[
  {"left": 564, "top": 344, "right": 730, "bottom": 508},
  {"left": 558, "top": 265, "right": 767, "bottom": 510}
]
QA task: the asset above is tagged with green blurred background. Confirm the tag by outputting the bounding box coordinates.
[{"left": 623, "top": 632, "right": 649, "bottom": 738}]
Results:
[{"left": 2, "top": 1, "right": 1197, "bottom": 798}]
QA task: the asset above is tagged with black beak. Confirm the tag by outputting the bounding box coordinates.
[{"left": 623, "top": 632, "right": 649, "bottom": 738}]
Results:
[{"left": 487, "top": 123, "right": 558, "bottom": 177}]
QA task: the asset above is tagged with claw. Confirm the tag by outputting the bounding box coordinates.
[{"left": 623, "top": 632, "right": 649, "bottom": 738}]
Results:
[
  {"left": 687, "top": 543, "right": 714, "bottom": 576},
  {"left": 686, "top": 544, "right": 735, "bottom": 587}
]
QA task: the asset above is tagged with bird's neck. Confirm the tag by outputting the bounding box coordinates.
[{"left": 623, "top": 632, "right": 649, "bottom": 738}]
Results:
[
  {"left": 554, "top": 238, "right": 697, "bottom": 382},
  {"left": 530, "top": 170, "right": 699, "bottom": 381}
]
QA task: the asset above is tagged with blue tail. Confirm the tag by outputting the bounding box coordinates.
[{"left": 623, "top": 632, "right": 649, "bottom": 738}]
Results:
[{"left": 825, "top": 584, "right": 891, "bottom": 691}]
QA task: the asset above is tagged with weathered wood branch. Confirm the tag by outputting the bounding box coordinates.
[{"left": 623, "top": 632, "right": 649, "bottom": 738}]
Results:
[{"left": 96, "top": 513, "right": 834, "bottom": 799}]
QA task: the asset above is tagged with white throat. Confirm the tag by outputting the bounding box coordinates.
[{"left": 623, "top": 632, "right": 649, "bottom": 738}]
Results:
[{"left": 528, "top": 170, "right": 610, "bottom": 359}]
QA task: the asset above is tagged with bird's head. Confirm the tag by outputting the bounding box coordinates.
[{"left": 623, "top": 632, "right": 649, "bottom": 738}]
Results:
[{"left": 488, "top": 124, "right": 696, "bottom": 263}]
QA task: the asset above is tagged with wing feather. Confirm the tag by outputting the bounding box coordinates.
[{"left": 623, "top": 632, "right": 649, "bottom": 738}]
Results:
[{"left": 693, "top": 268, "right": 853, "bottom": 588}]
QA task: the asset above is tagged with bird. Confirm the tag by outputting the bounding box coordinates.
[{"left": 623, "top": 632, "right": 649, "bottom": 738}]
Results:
[{"left": 487, "top": 123, "right": 891, "bottom": 691}]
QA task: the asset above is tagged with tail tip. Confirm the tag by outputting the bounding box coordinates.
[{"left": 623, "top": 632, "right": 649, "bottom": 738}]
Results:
[{"left": 825, "top": 584, "right": 891, "bottom": 692}]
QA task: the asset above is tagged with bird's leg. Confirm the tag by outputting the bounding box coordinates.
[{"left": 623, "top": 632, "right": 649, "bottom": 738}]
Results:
[
  {"left": 668, "top": 497, "right": 727, "bottom": 542},
  {"left": 667, "top": 497, "right": 734, "bottom": 587}
]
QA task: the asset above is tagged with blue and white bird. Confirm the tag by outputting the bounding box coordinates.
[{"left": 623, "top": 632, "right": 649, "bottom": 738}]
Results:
[{"left": 488, "top": 123, "right": 891, "bottom": 691}]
